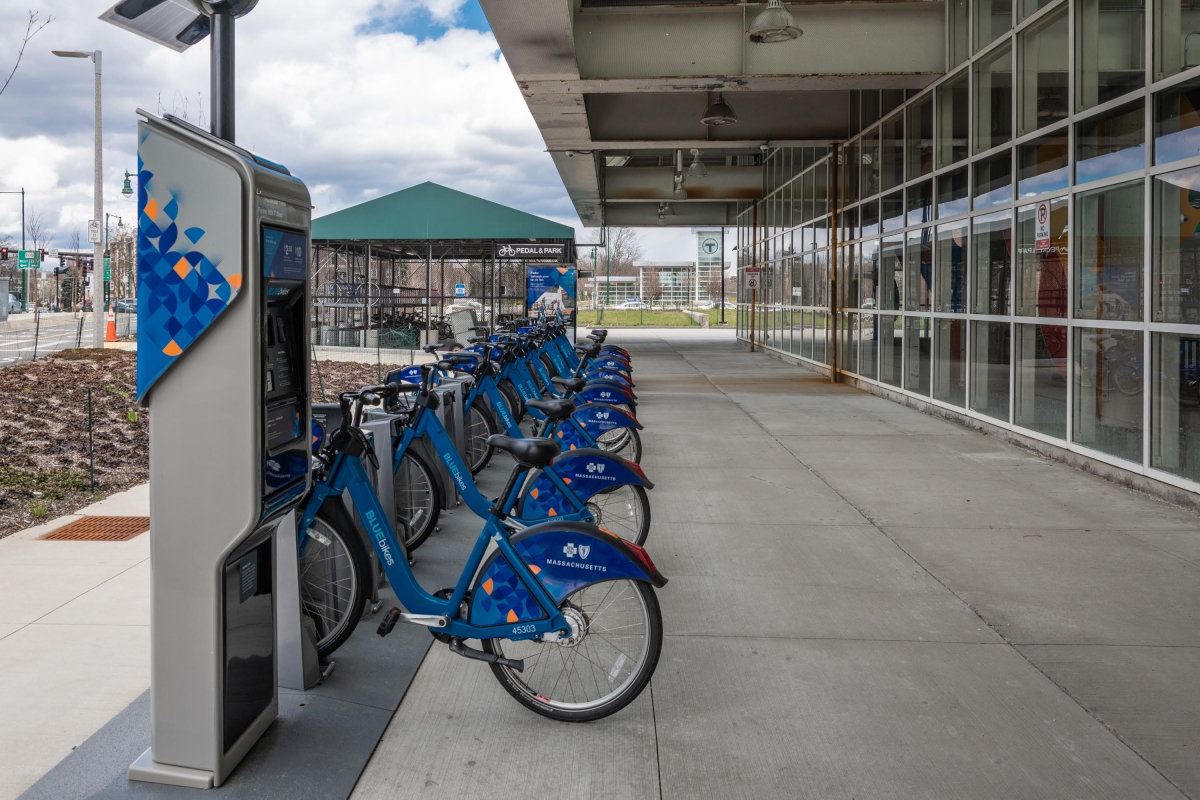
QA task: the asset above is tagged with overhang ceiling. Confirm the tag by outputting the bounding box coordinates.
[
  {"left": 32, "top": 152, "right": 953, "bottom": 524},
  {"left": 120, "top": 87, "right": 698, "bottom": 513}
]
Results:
[{"left": 479, "top": 0, "right": 946, "bottom": 227}]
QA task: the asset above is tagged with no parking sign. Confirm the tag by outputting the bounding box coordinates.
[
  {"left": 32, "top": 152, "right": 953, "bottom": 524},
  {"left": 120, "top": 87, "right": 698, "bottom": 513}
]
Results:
[
  {"left": 745, "top": 269, "right": 760, "bottom": 290},
  {"left": 1034, "top": 201, "right": 1051, "bottom": 252}
]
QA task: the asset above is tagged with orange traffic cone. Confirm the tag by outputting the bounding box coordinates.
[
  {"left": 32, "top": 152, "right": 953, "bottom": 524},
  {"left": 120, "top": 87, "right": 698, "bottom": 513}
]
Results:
[{"left": 105, "top": 309, "right": 117, "bottom": 342}]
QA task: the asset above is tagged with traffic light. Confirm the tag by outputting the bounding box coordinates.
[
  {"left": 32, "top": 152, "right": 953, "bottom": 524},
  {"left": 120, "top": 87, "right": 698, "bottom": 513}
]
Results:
[
  {"left": 39, "top": 248, "right": 45, "bottom": 263},
  {"left": 0, "top": 247, "right": 8, "bottom": 261}
]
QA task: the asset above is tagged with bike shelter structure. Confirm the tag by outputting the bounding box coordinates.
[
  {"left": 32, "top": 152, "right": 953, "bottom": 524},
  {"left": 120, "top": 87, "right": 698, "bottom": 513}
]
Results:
[
  {"left": 310, "top": 182, "right": 576, "bottom": 349},
  {"left": 129, "top": 111, "right": 313, "bottom": 789}
]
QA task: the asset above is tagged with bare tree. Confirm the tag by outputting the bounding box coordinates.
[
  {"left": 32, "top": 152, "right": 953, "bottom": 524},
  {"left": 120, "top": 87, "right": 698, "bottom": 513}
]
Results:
[
  {"left": 705, "top": 272, "right": 726, "bottom": 306},
  {"left": 577, "top": 227, "right": 644, "bottom": 278},
  {"left": 0, "top": 11, "right": 54, "bottom": 100},
  {"left": 69, "top": 228, "right": 82, "bottom": 311},
  {"left": 642, "top": 267, "right": 663, "bottom": 307},
  {"left": 24, "top": 209, "right": 53, "bottom": 310}
]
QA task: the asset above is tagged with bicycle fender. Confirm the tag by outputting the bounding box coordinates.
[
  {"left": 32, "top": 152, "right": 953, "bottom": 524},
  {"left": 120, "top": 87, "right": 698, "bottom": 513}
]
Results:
[
  {"left": 585, "top": 370, "right": 634, "bottom": 388},
  {"left": 519, "top": 450, "right": 652, "bottom": 517},
  {"left": 572, "top": 402, "right": 641, "bottom": 432},
  {"left": 590, "top": 356, "right": 631, "bottom": 371},
  {"left": 469, "top": 521, "right": 667, "bottom": 626},
  {"left": 577, "top": 385, "right": 636, "bottom": 406}
]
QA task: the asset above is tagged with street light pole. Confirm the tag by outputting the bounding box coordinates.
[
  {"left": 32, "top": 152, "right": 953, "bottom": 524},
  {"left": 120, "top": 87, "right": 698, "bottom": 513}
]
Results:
[{"left": 54, "top": 49, "right": 104, "bottom": 346}]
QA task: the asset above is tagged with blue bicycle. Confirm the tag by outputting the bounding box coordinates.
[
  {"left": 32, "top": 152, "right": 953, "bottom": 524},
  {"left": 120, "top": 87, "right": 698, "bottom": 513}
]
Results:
[{"left": 299, "top": 383, "right": 666, "bottom": 721}]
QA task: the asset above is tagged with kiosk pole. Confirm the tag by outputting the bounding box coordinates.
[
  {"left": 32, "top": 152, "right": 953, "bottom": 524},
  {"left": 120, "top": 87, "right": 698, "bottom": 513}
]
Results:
[{"left": 211, "top": 11, "right": 234, "bottom": 141}]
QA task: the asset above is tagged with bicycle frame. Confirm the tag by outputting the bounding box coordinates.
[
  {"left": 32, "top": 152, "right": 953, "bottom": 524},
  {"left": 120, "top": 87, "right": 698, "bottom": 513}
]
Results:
[{"left": 298, "top": 447, "right": 570, "bottom": 642}]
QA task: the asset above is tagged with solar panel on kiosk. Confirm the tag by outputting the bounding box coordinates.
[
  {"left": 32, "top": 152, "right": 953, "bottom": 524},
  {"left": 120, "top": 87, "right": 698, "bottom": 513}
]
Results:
[{"left": 98, "top": 0, "right": 209, "bottom": 52}]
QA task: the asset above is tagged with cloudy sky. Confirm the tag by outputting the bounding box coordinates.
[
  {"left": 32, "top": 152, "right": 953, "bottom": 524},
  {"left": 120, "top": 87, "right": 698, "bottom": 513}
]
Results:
[{"left": 0, "top": 0, "right": 704, "bottom": 261}]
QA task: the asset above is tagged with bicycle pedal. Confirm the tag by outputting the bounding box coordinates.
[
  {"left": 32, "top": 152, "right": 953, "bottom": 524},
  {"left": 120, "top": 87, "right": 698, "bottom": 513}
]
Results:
[{"left": 377, "top": 607, "right": 401, "bottom": 637}]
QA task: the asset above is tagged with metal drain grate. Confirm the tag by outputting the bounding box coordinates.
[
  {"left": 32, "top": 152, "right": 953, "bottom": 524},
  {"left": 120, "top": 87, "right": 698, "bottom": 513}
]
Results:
[{"left": 39, "top": 516, "right": 150, "bottom": 542}]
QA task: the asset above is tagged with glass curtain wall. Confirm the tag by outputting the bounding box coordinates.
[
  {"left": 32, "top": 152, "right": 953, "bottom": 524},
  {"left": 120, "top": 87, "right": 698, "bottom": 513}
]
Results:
[{"left": 737, "top": 0, "right": 1200, "bottom": 488}]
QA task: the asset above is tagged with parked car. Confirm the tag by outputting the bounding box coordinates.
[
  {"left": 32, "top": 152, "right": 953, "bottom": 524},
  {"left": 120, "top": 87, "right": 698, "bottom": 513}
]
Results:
[
  {"left": 114, "top": 298, "right": 137, "bottom": 313},
  {"left": 8, "top": 293, "right": 21, "bottom": 313},
  {"left": 614, "top": 300, "right": 649, "bottom": 310}
]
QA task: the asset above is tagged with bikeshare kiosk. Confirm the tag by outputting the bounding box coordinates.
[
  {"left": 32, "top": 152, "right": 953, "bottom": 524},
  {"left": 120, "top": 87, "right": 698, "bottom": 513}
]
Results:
[{"left": 130, "top": 111, "right": 312, "bottom": 788}]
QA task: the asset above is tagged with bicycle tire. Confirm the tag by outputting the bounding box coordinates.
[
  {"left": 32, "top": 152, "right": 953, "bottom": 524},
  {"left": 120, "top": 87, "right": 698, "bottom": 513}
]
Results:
[
  {"left": 482, "top": 579, "right": 663, "bottom": 722},
  {"left": 393, "top": 448, "right": 442, "bottom": 551},
  {"left": 465, "top": 402, "right": 498, "bottom": 474},
  {"left": 595, "top": 425, "right": 642, "bottom": 463},
  {"left": 298, "top": 502, "right": 369, "bottom": 659},
  {"left": 499, "top": 378, "right": 526, "bottom": 423},
  {"left": 586, "top": 483, "right": 651, "bottom": 546}
]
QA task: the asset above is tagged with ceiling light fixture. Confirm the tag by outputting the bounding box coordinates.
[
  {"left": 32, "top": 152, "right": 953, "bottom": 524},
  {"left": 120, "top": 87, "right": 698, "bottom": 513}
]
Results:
[
  {"left": 701, "top": 93, "right": 737, "bottom": 126},
  {"left": 688, "top": 149, "right": 708, "bottom": 178},
  {"left": 747, "top": 0, "right": 802, "bottom": 44},
  {"left": 672, "top": 175, "right": 688, "bottom": 201}
]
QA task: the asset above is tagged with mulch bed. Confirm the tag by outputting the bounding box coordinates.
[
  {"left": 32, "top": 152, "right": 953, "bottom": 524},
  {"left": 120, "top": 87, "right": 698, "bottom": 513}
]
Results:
[{"left": 0, "top": 353, "right": 396, "bottom": 540}]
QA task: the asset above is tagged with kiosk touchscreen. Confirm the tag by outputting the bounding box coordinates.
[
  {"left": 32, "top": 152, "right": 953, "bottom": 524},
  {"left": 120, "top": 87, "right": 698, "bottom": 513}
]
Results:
[{"left": 129, "top": 111, "right": 312, "bottom": 789}]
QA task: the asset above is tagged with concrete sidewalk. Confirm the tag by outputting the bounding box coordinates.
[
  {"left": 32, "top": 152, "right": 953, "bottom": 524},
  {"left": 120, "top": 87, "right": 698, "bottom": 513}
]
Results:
[
  {"left": 0, "top": 485, "right": 150, "bottom": 800},
  {"left": 353, "top": 328, "right": 1197, "bottom": 799}
]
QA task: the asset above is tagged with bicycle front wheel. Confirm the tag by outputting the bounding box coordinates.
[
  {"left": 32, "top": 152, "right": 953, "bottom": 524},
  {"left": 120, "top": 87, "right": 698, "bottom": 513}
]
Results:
[
  {"left": 594, "top": 426, "right": 642, "bottom": 463},
  {"left": 464, "top": 403, "right": 497, "bottom": 474},
  {"left": 483, "top": 579, "right": 662, "bottom": 722},
  {"left": 298, "top": 503, "right": 369, "bottom": 658},
  {"left": 393, "top": 450, "right": 441, "bottom": 550},
  {"left": 586, "top": 484, "right": 650, "bottom": 545}
]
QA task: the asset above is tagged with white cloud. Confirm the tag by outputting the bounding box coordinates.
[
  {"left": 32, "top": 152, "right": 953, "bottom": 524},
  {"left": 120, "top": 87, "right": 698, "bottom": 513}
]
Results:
[{"left": 0, "top": 1, "right": 701, "bottom": 265}]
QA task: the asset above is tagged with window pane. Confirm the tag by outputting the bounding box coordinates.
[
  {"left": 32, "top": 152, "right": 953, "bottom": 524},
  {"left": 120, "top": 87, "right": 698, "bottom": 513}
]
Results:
[
  {"left": 1155, "top": 0, "right": 1200, "bottom": 80},
  {"left": 1015, "top": 323, "right": 1069, "bottom": 438},
  {"left": 1074, "top": 327, "right": 1144, "bottom": 462},
  {"left": 842, "top": 205, "right": 859, "bottom": 242},
  {"left": 880, "top": 315, "right": 903, "bottom": 386},
  {"left": 882, "top": 89, "right": 905, "bottom": 117},
  {"left": 906, "top": 227, "right": 934, "bottom": 311},
  {"left": 1018, "top": 7, "right": 1069, "bottom": 137},
  {"left": 1151, "top": 332, "right": 1200, "bottom": 480},
  {"left": 974, "top": 43, "right": 1013, "bottom": 153},
  {"left": 843, "top": 141, "right": 860, "bottom": 204},
  {"left": 882, "top": 190, "right": 904, "bottom": 232},
  {"left": 861, "top": 199, "right": 880, "bottom": 238},
  {"left": 862, "top": 91, "right": 881, "bottom": 128},
  {"left": 905, "top": 316, "right": 933, "bottom": 394},
  {"left": 908, "top": 94, "right": 934, "bottom": 178},
  {"left": 840, "top": 244, "right": 855, "bottom": 308},
  {"left": 861, "top": 126, "right": 881, "bottom": 198},
  {"left": 974, "top": 150, "right": 1013, "bottom": 209},
  {"left": 937, "top": 72, "right": 970, "bottom": 168},
  {"left": 802, "top": 170, "right": 814, "bottom": 223},
  {"left": 1016, "top": 197, "right": 1069, "bottom": 317},
  {"left": 1019, "top": 0, "right": 1060, "bottom": 24},
  {"left": 792, "top": 254, "right": 805, "bottom": 306},
  {"left": 908, "top": 179, "right": 934, "bottom": 226},
  {"left": 972, "top": 210, "right": 1013, "bottom": 314},
  {"left": 934, "top": 318, "right": 968, "bottom": 406},
  {"left": 860, "top": 238, "right": 879, "bottom": 309},
  {"left": 975, "top": 0, "right": 1013, "bottom": 51},
  {"left": 1077, "top": 181, "right": 1144, "bottom": 321},
  {"left": 815, "top": 249, "right": 830, "bottom": 307},
  {"left": 1076, "top": 0, "right": 1146, "bottom": 112},
  {"left": 802, "top": 308, "right": 814, "bottom": 358},
  {"left": 1153, "top": 165, "right": 1200, "bottom": 323},
  {"left": 936, "top": 221, "right": 969, "bottom": 312},
  {"left": 861, "top": 314, "right": 879, "bottom": 379},
  {"left": 938, "top": 166, "right": 970, "bottom": 217},
  {"left": 1018, "top": 130, "right": 1069, "bottom": 198},
  {"left": 814, "top": 161, "right": 829, "bottom": 217},
  {"left": 813, "top": 310, "right": 826, "bottom": 363},
  {"left": 880, "top": 234, "right": 904, "bottom": 310},
  {"left": 1077, "top": 100, "right": 1145, "bottom": 184},
  {"left": 949, "top": 0, "right": 969, "bottom": 68},
  {"left": 881, "top": 112, "right": 904, "bottom": 190},
  {"left": 1154, "top": 76, "right": 1200, "bottom": 165},
  {"left": 971, "top": 320, "right": 1012, "bottom": 420},
  {"left": 842, "top": 313, "right": 859, "bottom": 373}
]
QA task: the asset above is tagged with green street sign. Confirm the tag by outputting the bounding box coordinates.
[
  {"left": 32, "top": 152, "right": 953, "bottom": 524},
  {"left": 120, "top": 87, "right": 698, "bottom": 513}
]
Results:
[
  {"left": 18, "top": 249, "right": 38, "bottom": 270},
  {"left": 103, "top": 256, "right": 111, "bottom": 281}
]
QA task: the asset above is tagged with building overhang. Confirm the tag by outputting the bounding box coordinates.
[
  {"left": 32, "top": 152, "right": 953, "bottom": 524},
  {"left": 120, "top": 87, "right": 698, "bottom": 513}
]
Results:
[{"left": 481, "top": 0, "right": 946, "bottom": 228}]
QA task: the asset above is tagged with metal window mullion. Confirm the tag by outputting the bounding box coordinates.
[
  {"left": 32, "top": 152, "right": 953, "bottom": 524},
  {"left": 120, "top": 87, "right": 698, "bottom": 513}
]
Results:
[{"left": 1143, "top": 168, "right": 1153, "bottom": 469}]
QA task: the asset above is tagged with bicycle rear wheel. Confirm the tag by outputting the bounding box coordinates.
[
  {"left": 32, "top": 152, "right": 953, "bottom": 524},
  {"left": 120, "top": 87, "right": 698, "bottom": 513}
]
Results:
[
  {"left": 298, "top": 503, "right": 369, "bottom": 658},
  {"left": 393, "top": 450, "right": 441, "bottom": 550},
  {"left": 586, "top": 484, "right": 650, "bottom": 545},
  {"left": 465, "top": 403, "right": 498, "bottom": 474},
  {"left": 482, "top": 579, "right": 662, "bottom": 722},
  {"left": 595, "top": 426, "right": 642, "bottom": 463}
]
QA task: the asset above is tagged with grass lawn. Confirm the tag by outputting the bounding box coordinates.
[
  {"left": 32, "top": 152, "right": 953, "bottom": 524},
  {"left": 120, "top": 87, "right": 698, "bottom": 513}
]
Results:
[{"left": 575, "top": 309, "right": 734, "bottom": 327}]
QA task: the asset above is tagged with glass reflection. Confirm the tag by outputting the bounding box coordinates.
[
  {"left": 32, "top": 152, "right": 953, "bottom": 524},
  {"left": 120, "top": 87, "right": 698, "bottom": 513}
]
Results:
[
  {"left": 1018, "top": 7, "right": 1069, "bottom": 136},
  {"left": 880, "top": 315, "right": 904, "bottom": 387},
  {"left": 1015, "top": 323, "right": 1069, "bottom": 438},
  {"left": 1155, "top": 76, "right": 1200, "bottom": 165},
  {"left": 935, "top": 318, "right": 968, "bottom": 406},
  {"left": 880, "top": 235, "right": 904, "bottom": 311},
  {"left": 1077, "top": 101, "right": 1145, "bottom": 184},
  {"left": 1016, "top": 198, "right": 1069, "bottom": 317},
  {"left": 905, "top": 316, "right": 932, "bottom": 394},
  {"left": 971, "top": 320, "right": 1011, "bottom": 420},
  {"left": 936, "top": 222, "right": 968, "bottom": 313},
  {"left": 1018, "top": 131, "right": 1069, "bottom": 198},
  {"left": 1074, "top": 327, "right": 1144, "bottom": 462},
  {"left": 972, "top": 211, "right": 1012, "bottom": 314},
  {"left": 1151, "top": 332, "right": 1200, "bottom": 481},
  {"left": 1077, "top": 181, "right": 1144, "bottom": 321},
  {"left": 906, "top": 227, "right": 934, "bottom": 311},
  {"left": 1153, "top": 165, "right": 1200, "bottom": 324}
]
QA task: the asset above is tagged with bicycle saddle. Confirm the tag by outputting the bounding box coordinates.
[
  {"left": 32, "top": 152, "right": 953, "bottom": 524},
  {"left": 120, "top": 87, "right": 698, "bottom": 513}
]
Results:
[
  {"left": 526, "top": 398, "right": 575, "bottom": 420},
  {"left": 552, "top": 376, "right": 586, "bottom": 393},
  {"left": 486, "top": 435, "right": 560, "bottom": 468}
]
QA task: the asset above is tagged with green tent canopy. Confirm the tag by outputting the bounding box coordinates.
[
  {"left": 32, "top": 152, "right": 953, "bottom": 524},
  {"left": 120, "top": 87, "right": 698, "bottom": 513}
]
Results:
[{"left": 311, "top": 181, "right": 574, "bottom": 242}]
